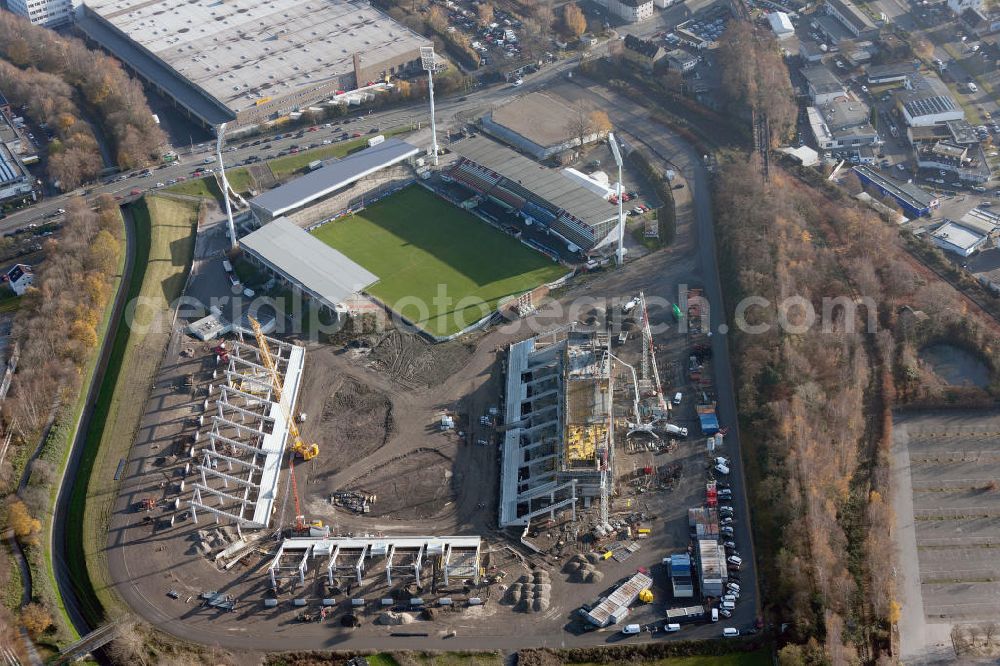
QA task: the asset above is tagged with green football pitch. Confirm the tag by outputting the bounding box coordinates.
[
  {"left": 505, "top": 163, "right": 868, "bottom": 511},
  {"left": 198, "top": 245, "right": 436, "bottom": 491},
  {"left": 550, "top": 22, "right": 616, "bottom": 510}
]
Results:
[{"left": 312, "top": 186, "right": 566, "bottom": 336}]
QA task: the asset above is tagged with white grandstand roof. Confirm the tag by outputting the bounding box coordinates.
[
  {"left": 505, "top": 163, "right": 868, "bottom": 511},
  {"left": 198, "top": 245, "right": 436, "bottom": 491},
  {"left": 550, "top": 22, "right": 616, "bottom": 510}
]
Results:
[
  {"left": 80, "top": 0, "right": 430, "bottom": 114},
  {"left": 250, "top": 138, "right": 419, "bottom": 217},
  {"left": 240, "top": 217, "right": 378, "bottom": 308}
]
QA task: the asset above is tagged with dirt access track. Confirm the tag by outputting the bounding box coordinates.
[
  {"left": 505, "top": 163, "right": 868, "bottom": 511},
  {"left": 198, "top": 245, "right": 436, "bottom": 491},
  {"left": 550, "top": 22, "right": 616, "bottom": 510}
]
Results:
[{"left": 101, "top": 81, "right": 752, "bottom": 653}]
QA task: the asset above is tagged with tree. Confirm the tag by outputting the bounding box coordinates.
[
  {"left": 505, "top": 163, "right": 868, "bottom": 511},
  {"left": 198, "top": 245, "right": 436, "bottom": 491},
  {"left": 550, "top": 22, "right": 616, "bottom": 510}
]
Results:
[
  {"left": 565, "top": 108, "right": 592, "bottom": 148},
  {"left": 562, "top": 3, "right": 586, "bottom": 39},
  {"left": 20, "top": 603, "right": 52, "bottom": 639},
  {"left": 477, "top": 2, "right": 493, "bottom": 25},
  {"left": 589, "top": 110, "right": 612, "bottom": 137},
  {"left": 8, "top": 500, "right": 41, "bottom": 544}
]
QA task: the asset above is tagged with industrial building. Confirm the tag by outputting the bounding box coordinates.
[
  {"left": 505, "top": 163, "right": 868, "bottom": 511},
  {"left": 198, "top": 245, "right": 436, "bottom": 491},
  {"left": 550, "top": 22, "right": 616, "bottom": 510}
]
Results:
[
  {"left": 248, "top": 138, "right": 419, "bottom": 226},
  {"left": 75, "top": 0, "right": 431, "bottom": 130},
  {"left": 802, "top": 66, "right": 846, "bottom": 105},
  {"left": 448, "top": 135, "right": 619, "bottom": 252},
  {"left": 825, "top": 0, "right": 878, "bottom": 38},
  {"left": 499, "top": 331, "right": 614, "bottom": 527},
  {"left": 768, "top": 11, "right": 795, "bottom": 39},
  {"left": 6, "top": 0, "right": 72, "bottom": 26},
  {"left": 930, "top": 220, "right": 989, "bottom": 257},
  {"left": 481, "top": 92, "right": 605, "bottom": 160},
  {"left": 915, "top": 141, "right": 991, "bottom": 183},
  {"left": 866, "top": 61, "right": 915, "bottom": 85},
  {"left": 0, "top": 109, "right": 33, "bottom": 207},
  {"left": 697, "top": 539, "right": 728, "bottom": 598},
  {"left": 806, "top": 99, "right": 879, "bottom": 154},
  {"left": 267, "top": 536, "right": 481, "bottom": 589},
  {"left": 853, "top": 165, "right": 939, "bottom": 217},
  {"left": 189, "top": 327, "right": 305, "bottom": 529},
  {"left": 894, "top": 73, "right": 964, "bottom": 127},
  {"left": 239, "top": 217, "right": 378, "bottom": 315}
]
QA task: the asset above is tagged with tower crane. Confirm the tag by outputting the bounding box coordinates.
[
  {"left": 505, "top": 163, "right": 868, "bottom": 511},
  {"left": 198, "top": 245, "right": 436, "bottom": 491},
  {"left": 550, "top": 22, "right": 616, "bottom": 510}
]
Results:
[
  {"left": 639, "top": 291, "right": 670, "bottom": 415},
  {"left": 248, "top": 316, "right": 319, "bottom": 533}
]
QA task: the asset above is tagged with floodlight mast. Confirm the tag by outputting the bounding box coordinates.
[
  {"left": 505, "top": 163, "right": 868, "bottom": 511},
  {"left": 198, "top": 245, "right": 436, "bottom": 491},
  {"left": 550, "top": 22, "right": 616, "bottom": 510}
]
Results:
[
  {"left": 217, "top": 123, "right": 238, "bottom": 250},
  {"left": 420, "top": 47, "right": 440, "bottom": 167},
  {"left": 608, "top": 133, "right": 625, "bottom": 266}
]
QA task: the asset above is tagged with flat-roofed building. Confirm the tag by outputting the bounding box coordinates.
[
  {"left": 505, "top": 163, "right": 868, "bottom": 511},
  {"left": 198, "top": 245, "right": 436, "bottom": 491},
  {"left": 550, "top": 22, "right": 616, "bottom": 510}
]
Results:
[
  {"left": 603, "top": 0, "right": 654, "bottom": 23},
  {"left": 448, "top": 135, "right": 619, "bottom": 252},
  {"left": 825, "top": 0, "right": 878, "bottom": 38},
  {"left": 481, "top": 92, "right": 605, "bottom": 160},
  {"left": 807, "top": 98, "right": 879, "bottom": 155},
  {"left": 853, "top": 165, "right": 940, "bottom": 217},
  {"left": 249, "top": 138, "right": 419, "bottom": 226},
  {"left": 802, "top": 66, "right": 847, "bottom": 105},
  {"left": 930, "top": 220, "right": 988, "bottom": 257},
  {"left": 76, "top": 0, "right": 431, "bottom": 130},
  {"left": 6, "top": 0, "right": 73, "bottom": 26},
  {"left": 894, "top": 73, "right": 964, "bottom": 127},
  {"left": 697, "top": 539, "right": 727, "bottom": 599}
]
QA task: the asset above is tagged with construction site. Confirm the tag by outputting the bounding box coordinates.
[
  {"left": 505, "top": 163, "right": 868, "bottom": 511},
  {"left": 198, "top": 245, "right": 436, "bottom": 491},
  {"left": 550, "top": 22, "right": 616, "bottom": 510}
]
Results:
[{"left": 107, "top": 219, "right": 749, "bottom": 646}]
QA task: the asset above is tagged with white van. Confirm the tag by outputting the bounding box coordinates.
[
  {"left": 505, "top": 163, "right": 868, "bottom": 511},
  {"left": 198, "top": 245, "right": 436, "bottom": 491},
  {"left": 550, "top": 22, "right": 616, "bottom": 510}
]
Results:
[
  {"left": 723, "top": 627, "right": 740, "bottom": 637},
  {"left": 665, "top": 623, "right": 681, "bottom": 632},
  {"left": 711, "top": 608, "right": 719, "bottom": 622},
  {"left": 721, "top": 600, "right": 736, "bottom": 610},
  {"left": 673, "top": 391, "right": 682, "bottom": 404},
  {"left": 621, "top": 624, "right": 641, "bottom": 635}
]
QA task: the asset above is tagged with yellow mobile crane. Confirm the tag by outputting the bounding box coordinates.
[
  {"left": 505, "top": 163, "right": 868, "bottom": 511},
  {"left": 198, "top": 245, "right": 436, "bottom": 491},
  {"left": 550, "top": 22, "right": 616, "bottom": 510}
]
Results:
[{"left": 248, "top": 316, "right": 319, "bottom": 461}]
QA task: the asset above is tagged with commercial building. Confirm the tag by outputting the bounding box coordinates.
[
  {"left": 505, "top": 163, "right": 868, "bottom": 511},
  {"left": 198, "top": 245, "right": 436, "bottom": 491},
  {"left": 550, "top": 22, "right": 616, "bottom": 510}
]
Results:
[
  {"left": 239, "top": 217, "right": 378, "bottom": 315},
  {"left": 6, "top": 0, "right": 72, "bottom": 26},
  {"left": 248, "top": 138, "right": 419, "bottom": 226},
  {"left": 894, "top": 74, "right": 963, "bottom": 127},
  {"left": 866, "top": 61, "right": 915, "bottom": 85},
  {"left": 907, "top": 119, "right": 980, "bottom": 146},
  {"left": 0, "top": 109, "right": 32, "bottom": 207},
  {"left": 949, "top": 0, "right": 984, "bottom": 15},
  {"left": 4, "top": 264, "right": 32, "bottom": 296},
  {"left": 499, "top": 332, "right": 615, "bottom": 528},
  {"left": 825, "top": 0, "right": 878, "bottom": 38},
  {"left": 799, "top": 41, "right": 827, "bottom": 63},
  {"left": 666, "top": 49, "right": 699, "bottom": 73},
  {"left": 802, "top": 66, "right": 847, "bottom": 105},
  {"left": 75, "top": 0, "right": 431, "bottom": 130},
  {"left": 768, "top": 11, "right": 795, "bottom": 39},
  {"left": 601, "top": 0, "right": 655, "bottom": 23},
  {"left": 448, "top": 135, "right": 619, "bottom": 252},
  {"left": 621, "top": 34, "right": 667, "bottom": 71},
  {"left": 481, "top": 92, "right": 604, "bottom": 161},
  {"left": 916, "top": 141, "right": 991, "bottom": 183},
  {"left": 930, "top": 220, "right": 988, "bottom": 257},
  {"left": 807, "top": 99, "right": 879, "bottom": 154},
  {"left": 697, "top": 539, "right": 727, "bottom": 599},
  {"left": 853, "top": 165, "right": 939, "bottom": 217}
]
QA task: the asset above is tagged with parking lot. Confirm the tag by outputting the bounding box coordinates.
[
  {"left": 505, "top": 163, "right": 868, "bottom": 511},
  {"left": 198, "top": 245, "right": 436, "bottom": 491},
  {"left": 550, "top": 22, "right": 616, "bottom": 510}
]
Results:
[{"left": 894, "top": 411, "right": 1000, "bottom": 659}]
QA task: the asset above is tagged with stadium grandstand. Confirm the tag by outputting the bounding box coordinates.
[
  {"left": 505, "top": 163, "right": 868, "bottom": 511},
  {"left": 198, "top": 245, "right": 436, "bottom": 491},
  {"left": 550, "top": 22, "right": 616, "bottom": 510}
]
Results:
[
  {"left": 239, "top": 217, "right": 378, "bottom": 315},
  {"left": 446, "top": 135, "right": 618, "bottom": 252},
  {"left": 249, "top": 138, "right": 420, "bottom": 228}
]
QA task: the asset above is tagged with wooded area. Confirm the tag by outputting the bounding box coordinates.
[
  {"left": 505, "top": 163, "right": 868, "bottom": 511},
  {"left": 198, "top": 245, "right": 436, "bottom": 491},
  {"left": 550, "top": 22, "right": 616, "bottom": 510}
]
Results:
[
  {"left": 716, "top": 22, "right": 796, "bottom": 147},
  {"left": 0, "top": 12, "right": 165, "bottom": 187},
  {"left": 715, "top": 156, "right": 1000, "bottom": 662}
]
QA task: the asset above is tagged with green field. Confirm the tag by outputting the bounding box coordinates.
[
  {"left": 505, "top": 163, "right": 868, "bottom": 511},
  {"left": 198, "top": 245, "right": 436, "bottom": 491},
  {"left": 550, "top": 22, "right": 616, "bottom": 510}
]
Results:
[{"left": 312, "top": 186, "right": 565, "bottom": 336}]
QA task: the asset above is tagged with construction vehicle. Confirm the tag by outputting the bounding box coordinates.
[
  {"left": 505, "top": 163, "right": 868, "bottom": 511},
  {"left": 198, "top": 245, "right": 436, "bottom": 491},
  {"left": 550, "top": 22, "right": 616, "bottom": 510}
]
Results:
[{"left": 248, "top": 316, "right": 318, "bottom": 462}]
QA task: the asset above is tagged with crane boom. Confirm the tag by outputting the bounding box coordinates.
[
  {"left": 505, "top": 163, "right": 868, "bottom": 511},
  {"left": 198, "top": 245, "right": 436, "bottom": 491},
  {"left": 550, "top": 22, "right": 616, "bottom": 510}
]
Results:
[{"left": 640, "top": 292, "right": 669, "bottom": 414}]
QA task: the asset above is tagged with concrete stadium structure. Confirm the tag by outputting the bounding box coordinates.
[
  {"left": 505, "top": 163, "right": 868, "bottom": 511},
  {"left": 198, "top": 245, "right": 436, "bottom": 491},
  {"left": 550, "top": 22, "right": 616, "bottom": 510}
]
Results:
[
  {"left": 268, "top": 536, "right": 481, "bottom": 588},
  {"left": 249, "top": 138, "right": 419, "bottom": 227},
  {"left": 75, "top": 0, "right": 431, "bottom": 130},
  {"left": 189, "top": 327, "right": 305, "bottom": 529},
  {"left": 447, "top": 135, "right": 618, "bottom": 252},
  {"left": 499, "top": 331, "right": 615, "bottom": 527}
]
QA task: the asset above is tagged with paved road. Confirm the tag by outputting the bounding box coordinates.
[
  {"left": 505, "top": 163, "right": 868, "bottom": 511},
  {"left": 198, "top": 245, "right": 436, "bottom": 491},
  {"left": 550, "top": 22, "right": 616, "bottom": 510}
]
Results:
[
  {"left": 50, "top": 205, "right": 138, "bottom": 638},
  {"left": 0, "top": 52, "right": 596, "bottom": 236}
]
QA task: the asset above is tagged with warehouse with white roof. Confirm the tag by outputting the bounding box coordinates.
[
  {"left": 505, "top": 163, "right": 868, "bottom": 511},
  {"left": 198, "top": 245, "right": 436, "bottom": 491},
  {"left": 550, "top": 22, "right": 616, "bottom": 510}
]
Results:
[{"left": 76, "top": 0, "right": 431, "bottom": 130}]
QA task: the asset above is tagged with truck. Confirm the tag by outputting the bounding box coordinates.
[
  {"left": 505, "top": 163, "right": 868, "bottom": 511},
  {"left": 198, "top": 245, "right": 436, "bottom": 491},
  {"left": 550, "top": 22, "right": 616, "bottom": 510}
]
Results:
[
  {"left": 367, "top": 134, "right": 385, "bottom": 148},
  {"left": 664, "top": 605, "right": 706, "bottom": 623},
  {"left": 663, "top": 423, "right": 688, "bottom": 438}
]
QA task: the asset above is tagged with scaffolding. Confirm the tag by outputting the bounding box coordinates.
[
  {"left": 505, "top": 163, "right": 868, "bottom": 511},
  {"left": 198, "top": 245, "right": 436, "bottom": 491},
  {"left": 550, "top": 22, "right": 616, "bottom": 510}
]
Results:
[{"left": 189, "top": 328, "right": 306, "bottom": 529}]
